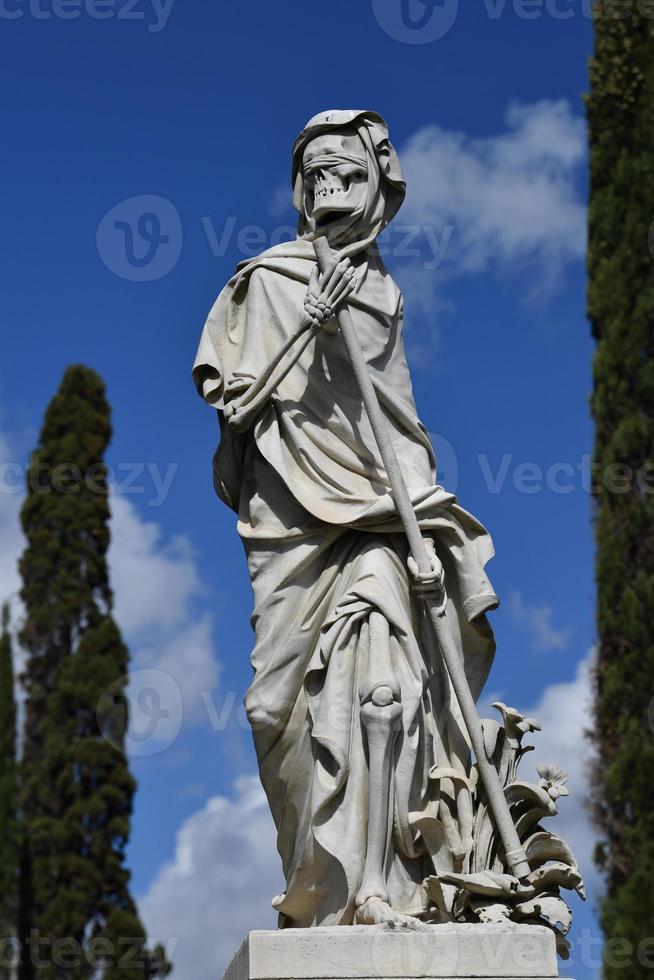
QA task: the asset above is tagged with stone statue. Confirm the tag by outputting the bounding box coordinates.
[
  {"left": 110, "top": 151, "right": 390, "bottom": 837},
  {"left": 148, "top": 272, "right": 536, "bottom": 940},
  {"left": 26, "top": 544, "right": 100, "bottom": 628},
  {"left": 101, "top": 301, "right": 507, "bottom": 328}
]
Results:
[{"left": 194, "top": 110, "right": 583, "bottom": 956}]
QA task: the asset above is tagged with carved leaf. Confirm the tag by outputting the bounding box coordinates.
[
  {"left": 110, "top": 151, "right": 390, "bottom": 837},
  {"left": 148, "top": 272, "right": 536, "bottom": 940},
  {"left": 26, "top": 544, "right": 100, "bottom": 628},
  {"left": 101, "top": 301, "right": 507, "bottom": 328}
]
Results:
[
  {"left": 440, "top": 870, "right": 533, "bottom": 900},
  {"left": 481, "top": 718, "right": 517, "bottom": 787},
  {"left": 528, "top": 861, "right": 586, "bottom": 899},
  {"left": 429, "top": 765, "right": 475, "bottom": 788},
  {"left": 514, "top": 801, "right": 556, "bottom": 840},
  {"left": 409, "top": 807, "right": 450, "bottom": 871},
  {"left": 470, "top": 897, "right": 513, "bottom": 924},
  {"left": 423, "top": 875, "right": 451, "bottom": 917},
  {"left": 470, "top": 800, "right": 501, "bottom": 874},
  {"left": 514, "top": 893, "right": 573, "bottom": 936},
  {"left": 504, "top": 780, "right": 557, "bottom": 813},
  {"left": 481, "top": 718, "right": 502, "bottom": 765},
  {"left": 524, "top": 829, "right": 579, "bottom": 870}
]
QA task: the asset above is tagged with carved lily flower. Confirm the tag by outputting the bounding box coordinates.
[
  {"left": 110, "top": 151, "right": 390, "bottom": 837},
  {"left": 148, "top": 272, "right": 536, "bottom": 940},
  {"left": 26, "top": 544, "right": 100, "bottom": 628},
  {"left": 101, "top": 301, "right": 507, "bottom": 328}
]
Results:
[
  {"left": 537, "top": 763, "right": 570, "bottom": 801},
  {"left": 492, "top": 702, "right": 541, "bottom": 744}
]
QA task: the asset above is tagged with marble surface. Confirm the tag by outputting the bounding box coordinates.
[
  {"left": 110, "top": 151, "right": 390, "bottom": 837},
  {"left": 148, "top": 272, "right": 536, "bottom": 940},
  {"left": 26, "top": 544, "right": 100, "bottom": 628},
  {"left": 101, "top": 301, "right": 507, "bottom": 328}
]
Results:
[{"left": 223, "top": 924, "right": 570, "bottom": 980}]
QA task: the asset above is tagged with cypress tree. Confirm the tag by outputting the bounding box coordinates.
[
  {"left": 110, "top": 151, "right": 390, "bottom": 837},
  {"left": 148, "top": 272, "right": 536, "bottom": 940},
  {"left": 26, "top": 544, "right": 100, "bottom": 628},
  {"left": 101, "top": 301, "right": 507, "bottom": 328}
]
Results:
[
  {"left": 0, "top": 604, "right": 18, "bottom": 979},
  {"left": 587, "top": 9, "right": 654, "bottom": 977},
  {"left": 18, "top": 366, "right": 169, "bottom": 979}
]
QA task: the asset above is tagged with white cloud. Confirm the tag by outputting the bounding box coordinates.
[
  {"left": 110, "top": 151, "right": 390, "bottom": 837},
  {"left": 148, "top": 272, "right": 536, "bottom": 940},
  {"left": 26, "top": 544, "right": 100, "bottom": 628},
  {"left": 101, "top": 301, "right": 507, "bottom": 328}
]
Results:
[
  {"left": 132, "top": 614, "right": 219, "bottom": 734},
  {"left": 139, "top": 776, "right": 281, "bottom": 980},
  {"left": 0, "top": 426, "right": 220, "bottom": 746},
  {"left": 399, "top": 99, "right": 586, "bottom": 286},
  {"left": 109, "top": 492, "right": 204, "bottom": 638},
  {"left": 506, "top": 589, "right": 570, "bottom": 654},
  {"left": 389, "top": 99, "right": 586, "bottom": 359},
  {"left": 0, "top": 430, "right": 28, "bottom": 708},
  {"left": 0, "top": 430, "right": 24, "bottom": 611},
  {"left": 107, "top": 491, "right": 220, "bottom": 745},
  {"left": 521, "top": 649, "right": 600, "bottom": 905}
]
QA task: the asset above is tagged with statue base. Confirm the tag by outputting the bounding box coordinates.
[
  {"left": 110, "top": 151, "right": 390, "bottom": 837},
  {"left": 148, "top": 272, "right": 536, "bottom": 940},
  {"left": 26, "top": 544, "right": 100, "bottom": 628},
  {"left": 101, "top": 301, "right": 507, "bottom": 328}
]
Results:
[{"left": 223, "top": 924, "right": 574, "bottom": 980}]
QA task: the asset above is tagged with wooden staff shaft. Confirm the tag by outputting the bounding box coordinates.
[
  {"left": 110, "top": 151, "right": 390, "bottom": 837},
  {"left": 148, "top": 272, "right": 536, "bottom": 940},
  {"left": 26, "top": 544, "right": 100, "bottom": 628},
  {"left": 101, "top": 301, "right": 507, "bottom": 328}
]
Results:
[{"left": 313, "top": 236, "right": 530, "bottom": 881}]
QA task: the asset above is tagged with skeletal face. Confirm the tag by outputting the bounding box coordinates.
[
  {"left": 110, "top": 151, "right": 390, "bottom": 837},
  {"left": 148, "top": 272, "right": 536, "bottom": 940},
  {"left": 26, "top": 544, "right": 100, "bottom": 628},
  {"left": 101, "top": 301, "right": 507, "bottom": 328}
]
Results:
[{"left": 303, "top": 132, "right": 368, "bottom": 227}]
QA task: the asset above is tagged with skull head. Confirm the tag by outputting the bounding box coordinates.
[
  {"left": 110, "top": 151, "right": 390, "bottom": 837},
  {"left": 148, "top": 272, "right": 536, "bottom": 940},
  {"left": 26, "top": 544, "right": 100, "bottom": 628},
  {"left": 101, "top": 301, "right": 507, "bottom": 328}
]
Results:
[{"left": 302, "top": 131, "right": 368, "bottom": 230}]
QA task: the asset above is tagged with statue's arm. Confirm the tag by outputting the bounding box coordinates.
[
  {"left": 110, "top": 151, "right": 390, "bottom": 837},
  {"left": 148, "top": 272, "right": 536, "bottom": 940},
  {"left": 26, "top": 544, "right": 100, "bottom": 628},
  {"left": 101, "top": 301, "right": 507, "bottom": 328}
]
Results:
[
  {"left": 222, "top": 316, "right": 315, "bottom": 431},
  {"left": 223, "top": 259, "right": 358, "bottom": 432}
]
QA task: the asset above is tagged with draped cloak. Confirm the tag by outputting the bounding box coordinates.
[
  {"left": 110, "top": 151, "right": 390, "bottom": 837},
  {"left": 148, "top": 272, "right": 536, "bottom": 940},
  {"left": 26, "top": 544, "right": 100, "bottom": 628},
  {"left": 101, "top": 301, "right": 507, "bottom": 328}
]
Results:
[{"left": 193, "top": 111, "right": 500, "bottom": 928}]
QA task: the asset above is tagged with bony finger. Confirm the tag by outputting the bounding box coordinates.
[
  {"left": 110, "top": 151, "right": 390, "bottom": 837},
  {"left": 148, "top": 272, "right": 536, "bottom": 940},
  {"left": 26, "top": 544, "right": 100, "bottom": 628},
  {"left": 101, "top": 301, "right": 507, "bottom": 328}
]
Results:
[
  {"left": 323, "top": 255, "right": 351, "bottom": 294},
  {"left": 329, "top": 291, "right": 350, "bottom": 315},
  {"left": 322, "top": 266, "right": 355, "bottom": 307},
  {"left": 334, "top": 285, "right": 356, "bottom": 310},
  {"left": 341, "top": 275, "right": 357, "bottom": 297},
  {"left": 430, "top": 553, "right": 444, "bottom": 581},
  {"left": 328, "top": 274, "right": 356, "bottom": 309}
]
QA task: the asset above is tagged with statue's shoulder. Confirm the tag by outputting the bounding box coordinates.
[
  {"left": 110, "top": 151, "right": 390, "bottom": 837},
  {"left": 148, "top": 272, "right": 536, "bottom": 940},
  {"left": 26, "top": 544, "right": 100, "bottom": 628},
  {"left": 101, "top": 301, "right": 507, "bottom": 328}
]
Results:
[
  {"left": 230, "top": 240, "right": 314, "bottom": 295},
  {"left": 235, "top": 239, "right": 313, "bottom": 272}
]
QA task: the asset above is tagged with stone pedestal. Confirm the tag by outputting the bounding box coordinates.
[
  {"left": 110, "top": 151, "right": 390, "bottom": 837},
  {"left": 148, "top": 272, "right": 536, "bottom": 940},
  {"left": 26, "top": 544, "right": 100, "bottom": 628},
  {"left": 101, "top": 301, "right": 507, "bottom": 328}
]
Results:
[{"left": 223, "top": 925, "right": 575, "bottom": 980}]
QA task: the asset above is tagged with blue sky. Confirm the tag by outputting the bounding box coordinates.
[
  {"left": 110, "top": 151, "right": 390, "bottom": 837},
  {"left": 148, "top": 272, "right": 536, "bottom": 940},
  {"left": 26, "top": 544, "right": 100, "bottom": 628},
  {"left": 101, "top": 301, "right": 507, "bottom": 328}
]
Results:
[{"left": 0, "top": 1, "right": 605, "bottom": 977}]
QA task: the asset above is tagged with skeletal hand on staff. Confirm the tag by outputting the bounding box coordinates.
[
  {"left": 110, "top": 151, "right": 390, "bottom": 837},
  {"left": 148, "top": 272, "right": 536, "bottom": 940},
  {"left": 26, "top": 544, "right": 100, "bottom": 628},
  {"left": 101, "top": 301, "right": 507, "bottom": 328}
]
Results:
[
  {"left": 408, "top": 537, "right": 445, "bottom": 599},
  {"left": 303, "top": 257, "right": 357, "bottom": 334},
  {"left": 222, "top": 260, "right": 356, "bottom": 431}
]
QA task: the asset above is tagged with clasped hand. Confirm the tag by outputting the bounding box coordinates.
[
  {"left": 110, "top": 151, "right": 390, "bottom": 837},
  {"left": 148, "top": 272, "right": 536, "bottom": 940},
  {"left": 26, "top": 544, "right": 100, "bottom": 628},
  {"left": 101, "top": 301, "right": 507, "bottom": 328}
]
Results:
[
  {"left": 303, "top": 257, "right": 357, "bottom": 334},
  {"left": 408, "top": 537, "right": 446, "bottom": 601}
]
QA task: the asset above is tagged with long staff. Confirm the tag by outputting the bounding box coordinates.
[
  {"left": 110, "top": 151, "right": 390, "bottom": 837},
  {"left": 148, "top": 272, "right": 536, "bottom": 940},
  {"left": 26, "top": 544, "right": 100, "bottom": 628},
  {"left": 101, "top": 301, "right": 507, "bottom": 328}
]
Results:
[{"left": 313, "top": 236, "right": 530, "bottom": 881}]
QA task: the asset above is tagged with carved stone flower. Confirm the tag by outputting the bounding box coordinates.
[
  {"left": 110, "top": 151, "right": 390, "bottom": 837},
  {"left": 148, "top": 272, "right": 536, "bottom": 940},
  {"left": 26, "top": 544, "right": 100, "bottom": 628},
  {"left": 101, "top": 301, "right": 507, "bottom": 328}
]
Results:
[
  {"left": 537, "top": 763, "right": 570, "bottom": 801},
  {"left": 492, "top": 702, "right": 541, "bottom": 744}
]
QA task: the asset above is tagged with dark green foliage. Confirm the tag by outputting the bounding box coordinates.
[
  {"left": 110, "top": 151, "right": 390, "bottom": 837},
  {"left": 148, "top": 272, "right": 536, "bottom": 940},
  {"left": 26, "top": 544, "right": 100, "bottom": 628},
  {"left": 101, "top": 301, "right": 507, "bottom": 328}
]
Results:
[
  {"left": 0, "top": 604, "right": 18, "bottom": 978},
  {"left": 587, "top": 9, "right": 654, "bottom": 977},
  {"left": 19, "top": 367, "right": 112, "bottom": 757},
  {"left": 18, "top": 367, "right": 170, "bottom": 979}
]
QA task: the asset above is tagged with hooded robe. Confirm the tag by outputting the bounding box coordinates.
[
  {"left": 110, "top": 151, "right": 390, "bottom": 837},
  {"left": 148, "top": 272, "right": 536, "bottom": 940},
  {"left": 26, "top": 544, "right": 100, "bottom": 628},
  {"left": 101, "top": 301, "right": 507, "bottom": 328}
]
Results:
[{"left": 193, "top": 110, "right": 499, "bottom": 927}]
